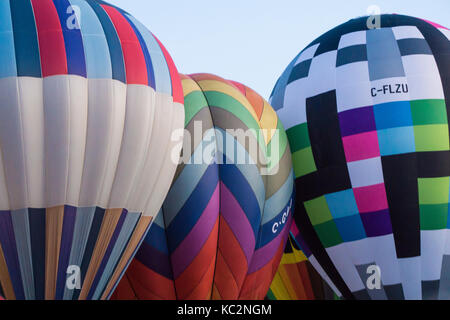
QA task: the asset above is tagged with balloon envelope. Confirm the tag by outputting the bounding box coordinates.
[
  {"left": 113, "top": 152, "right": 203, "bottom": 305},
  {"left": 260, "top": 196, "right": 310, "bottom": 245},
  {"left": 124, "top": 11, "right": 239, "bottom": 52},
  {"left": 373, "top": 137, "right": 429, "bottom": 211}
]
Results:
[
  {"left": 112, "top": 73, "right": 294, "bottom": 300},
  {"left": 0, "top": 0, "right": 184, "bottom": 300},
  {"left": 267, "top": 231, "right": 337, "bottom": 300},
  {"left": 271, "top": 14, "right": 450, "bottom": 300}
]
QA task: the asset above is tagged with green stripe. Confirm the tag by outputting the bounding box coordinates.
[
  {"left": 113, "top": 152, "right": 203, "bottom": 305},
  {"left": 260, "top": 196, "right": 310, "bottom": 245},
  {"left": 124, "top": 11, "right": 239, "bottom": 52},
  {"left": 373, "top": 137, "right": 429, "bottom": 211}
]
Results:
[
  {"left": 266, "top": 120, "right": 288, "bottom": 171},
  {"left": 204, "top": 91, "right": 266, "bottom": 150},
  {"left": 184, "top": 90, "right": 209, "bottom": 126}
]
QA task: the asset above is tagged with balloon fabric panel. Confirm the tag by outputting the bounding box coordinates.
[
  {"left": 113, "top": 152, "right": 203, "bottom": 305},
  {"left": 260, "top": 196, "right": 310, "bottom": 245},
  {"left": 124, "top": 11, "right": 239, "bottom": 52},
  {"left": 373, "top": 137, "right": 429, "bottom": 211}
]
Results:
[{"left": 271, "top": 14, "right": 450, "bottom": 300}]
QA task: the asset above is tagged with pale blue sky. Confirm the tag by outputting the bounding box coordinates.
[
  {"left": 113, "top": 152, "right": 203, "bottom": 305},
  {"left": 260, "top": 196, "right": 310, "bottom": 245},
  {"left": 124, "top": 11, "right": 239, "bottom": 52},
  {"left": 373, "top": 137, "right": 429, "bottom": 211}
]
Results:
[{"left": 108, "top": 0, "right": 449, "bottom": 99}]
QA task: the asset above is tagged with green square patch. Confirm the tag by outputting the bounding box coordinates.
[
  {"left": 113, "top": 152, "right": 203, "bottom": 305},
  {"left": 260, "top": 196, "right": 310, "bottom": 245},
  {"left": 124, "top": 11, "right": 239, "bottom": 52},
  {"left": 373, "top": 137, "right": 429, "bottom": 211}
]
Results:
[
  {"left": 292, "top": 147, "right": 317, "bottom": 178},
  {"left": 414, "top": 124, "right": 449, "bottom": 152},
  {"left": 418, "top": 177, "right": 450, "bottom": 204},
  {"left": 411, "top": 99, "right": 447, "bottom": 126},
  {"left": 304, "top": 196, "right": 333, "bottom": 225},
  {"left": 314, "top": 220, "right": 343, "bottom": 248},
  {"left": 420, "top": 204, "right": 448, "bottom": 230},
  {"left": 286, "top": 123, "right": 311, "bottom": 153}
]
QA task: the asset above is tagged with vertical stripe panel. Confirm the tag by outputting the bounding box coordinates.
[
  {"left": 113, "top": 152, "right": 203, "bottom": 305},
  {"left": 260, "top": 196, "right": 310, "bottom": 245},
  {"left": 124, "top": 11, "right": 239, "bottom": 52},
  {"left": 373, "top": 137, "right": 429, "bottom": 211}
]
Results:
[
  {"left": 55, "top": 206, "right": 76, "bottom": 299},
  {"left": 67, "top": 0, "right": 112, "bottom": 79},
  {"left": 0, "top": 0, "right": 17, "bottom": 78},
  {"left": 85, "top": 0, "right": 125, "bottom": 83},
  {"left": 30, "top": 0, "right": 68, "bottom": 77},
  {"left": 0, "top": 211, "right": 25, "bottom": 299},
  {"left": 153, "top": 34, "right": 184, "bottom": 103},
  {"left": 86, "top": 209, "right": 128, "bottom": 299},
  {"left": 28, "top": 208, "right": 45, "bottom": 300},
  {"left": 0, "top": 242, "right": 16, "bottom": 299},
  {"left": 52, "top": 0, "right": 87, "bottom": 77},
  {"left": 10, "top": 209, "right": 35, "bottom": 299},
  {"left": 120, "top": 13, "right": 155, "bottom": 89},
  {"left": 125, "top": 14, "right": 171, "bottom": 95},
  {"left": 45, "top": 206, "right": 64, "bottom": 300},
  {"left": 9, "top": 0, "right": 41, "bottom": 77},
  {"left": 101, "top": 4, "right": 147, "bottom": 85},
  {"left": 91, "top": 211, "right": 140, "bottom": 299}
]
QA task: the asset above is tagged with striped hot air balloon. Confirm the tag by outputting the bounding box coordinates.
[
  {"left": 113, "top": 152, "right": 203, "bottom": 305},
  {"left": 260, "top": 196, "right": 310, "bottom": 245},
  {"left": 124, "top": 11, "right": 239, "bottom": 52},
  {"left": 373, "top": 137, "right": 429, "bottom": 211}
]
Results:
[
  {"left": 267, "top": 230, "right": 337, "bottom": 300},
  {"left": 0, "top": 0, "right": 184, "bottom": 300},
  {"left": 271, "top": 14, "right": 450, "bottom": 300},
  {"left": 112, "top": 73, "right": 294, "bottom": 300}
]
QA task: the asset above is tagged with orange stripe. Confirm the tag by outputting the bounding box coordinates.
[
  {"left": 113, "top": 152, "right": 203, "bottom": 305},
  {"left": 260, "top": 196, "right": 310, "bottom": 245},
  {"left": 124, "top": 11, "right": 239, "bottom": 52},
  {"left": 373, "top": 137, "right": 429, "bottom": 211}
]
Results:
[
  {"left": 126, "top": 259, "right": 176, "bottom": 300},
  {"left": 45, "top": 205, "right": 65, "bottom": 300},
  {"left": 0, "top": 243, "right": 15, "bottom": 300},
  {"left": 100, "top": 215, "right": 152, "bottom": 300},
  {"left": 78, "top": 208, "right": 123, "bottom": 300},
  {"left": 175, "top": 218, "right": 219, "bottom": 299}
]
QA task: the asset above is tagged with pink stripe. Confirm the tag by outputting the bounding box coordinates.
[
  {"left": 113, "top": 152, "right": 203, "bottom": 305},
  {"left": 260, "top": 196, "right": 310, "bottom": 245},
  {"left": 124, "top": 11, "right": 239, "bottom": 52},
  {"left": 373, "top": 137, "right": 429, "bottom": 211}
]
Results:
[
  {"left": 170, "top": 185, "right": 220, "bottom": 278},
  {"left": 422, "top": 18, "right": 449, "bottom": 30},
  {"left": 152, "top": 34, "right": 184, "bottom": 104},
  {"left": 220, "top": 182, "right": 256, "bottom": 263}
]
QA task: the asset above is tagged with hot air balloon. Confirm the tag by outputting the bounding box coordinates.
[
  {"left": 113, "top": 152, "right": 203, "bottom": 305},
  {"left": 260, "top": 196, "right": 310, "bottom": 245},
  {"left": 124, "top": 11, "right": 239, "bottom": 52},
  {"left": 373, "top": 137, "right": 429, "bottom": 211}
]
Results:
[
  {"left": 267, "top": 230, "right": 337, "bottom": 300},
  {"left": 0, "top": 0, "right": 184, "bottom": 300},
  {"left": 270, "top": 14, "right": 450, "bottom": 300},
  {"left": 112, "top": 73, "right": 294, "bottom": 300}
]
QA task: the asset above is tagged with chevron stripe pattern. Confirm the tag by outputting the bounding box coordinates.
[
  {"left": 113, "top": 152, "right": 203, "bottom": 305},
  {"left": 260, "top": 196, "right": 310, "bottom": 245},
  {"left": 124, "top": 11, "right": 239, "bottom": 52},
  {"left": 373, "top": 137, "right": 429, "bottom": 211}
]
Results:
[{"left": 113, "top": 73, "right": 294, "bottom": 300}]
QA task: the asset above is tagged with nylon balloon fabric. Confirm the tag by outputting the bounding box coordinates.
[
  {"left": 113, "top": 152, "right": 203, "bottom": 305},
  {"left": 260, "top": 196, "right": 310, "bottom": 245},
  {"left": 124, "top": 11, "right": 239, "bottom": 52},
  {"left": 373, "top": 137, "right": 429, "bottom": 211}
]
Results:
[
  {"left": 0, "top": 0, "right": 184, "bottom": 300},
  {"left": 270, "top": 14, "right": 450, "bottom": 300},
  {"left": 112, "top": 73, "right": 294, "bottom": 300},
  {"left": 267, "top": 232, "right": 337, "bottom": 300}
]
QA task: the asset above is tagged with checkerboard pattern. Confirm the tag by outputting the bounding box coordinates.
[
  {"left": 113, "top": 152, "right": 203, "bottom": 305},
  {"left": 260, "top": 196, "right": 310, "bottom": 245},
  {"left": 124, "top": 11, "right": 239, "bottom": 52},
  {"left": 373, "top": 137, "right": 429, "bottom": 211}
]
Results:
[{"left": 272, "top": 14, "right": 450, "bottom": 300}]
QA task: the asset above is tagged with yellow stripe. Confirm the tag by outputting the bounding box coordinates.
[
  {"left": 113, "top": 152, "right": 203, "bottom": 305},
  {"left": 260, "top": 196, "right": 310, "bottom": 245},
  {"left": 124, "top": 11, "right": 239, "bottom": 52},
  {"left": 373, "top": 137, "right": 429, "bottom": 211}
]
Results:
[
  {"left": 259, "top": 100, "right": 278, "bottom": 144},
  {"left": 181, "top": 78, "right": 201, "bottom": 97},
  {"left": 196, "top": 80, "right": 260, "bottom": 123}
]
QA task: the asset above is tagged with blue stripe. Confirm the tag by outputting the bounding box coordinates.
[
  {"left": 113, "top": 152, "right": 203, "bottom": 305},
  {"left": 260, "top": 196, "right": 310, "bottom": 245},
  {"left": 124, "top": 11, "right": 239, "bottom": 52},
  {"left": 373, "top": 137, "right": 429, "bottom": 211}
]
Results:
[
  {"left": 9, "top": 0, "right": 41, "bottom": 78},
  {"left": 85, "top": 0, "right": 126, "bottom": 82},
  {"left": 55, "top": 206, "right": 77, "bottom": 300},
  {"left": 144, "top": 220, "right": 169, "bottom": 255},
  {"left": 28, "top": 208, "right": 45, "bottom": 300},
  {"left": 86, "top": 209, "right": 127, "bottom": 300},
  {"left": 256, "top": 194, "right": 293, "bottom": 249},
  {"left": 164, "top": 163, "right": 219, "bottom": 252},
  {"left": 72, "top": 207, "right": 105, "bottom": 300},
  {"left": 53, "top": 0, "right": 87, "bottom": 77},
  {"left": 221, "top": 163, "right": 262, "bottom": 239},
  {"left": 125, "top": 14, "right": 171, "bottom": 94},
  {"left": 121, "top": 12, "right": 155, "bottom": 89},
  {"left": 0, "top": 0, "right": 17, "bottom": 78},
  {"left": 68, "top": 0, "right": 112, "bottom": 79},
  {"left": 0, "top": 211, "right": 25, "bottom": 300}
]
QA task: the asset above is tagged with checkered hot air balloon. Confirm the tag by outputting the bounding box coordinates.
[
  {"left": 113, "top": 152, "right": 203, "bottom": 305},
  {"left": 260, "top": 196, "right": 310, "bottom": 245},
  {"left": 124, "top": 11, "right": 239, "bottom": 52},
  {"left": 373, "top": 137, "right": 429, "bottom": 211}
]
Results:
[
  {"left": 271, "top": 14, "right": 450, "bottom": 300},
  {"left": 0, "top": 0, "right": 184, "bottom": 300},
  {"left": 112, "top": 73, "right": 295, "bottom": 300}
]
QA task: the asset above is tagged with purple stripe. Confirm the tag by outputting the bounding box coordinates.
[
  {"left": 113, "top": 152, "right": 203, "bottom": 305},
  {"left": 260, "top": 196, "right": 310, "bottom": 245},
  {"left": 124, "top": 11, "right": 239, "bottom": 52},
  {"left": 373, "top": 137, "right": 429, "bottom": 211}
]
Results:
[
  {"left": 86, "top": 209, "right": 128, "bottom": 300},
  {"left": 0, "top": 211, "right": 25, "bottom": 299},
  {"left": 135, "top": 241, "right": 173, "bottom": 279},
  {"left": 55, "top": 206, "right": 77, "bottom": 300},
  {"left": 220, "top": 182, "right": 255, "bottom": 264},
  {"left": 338, "top": 106, "right": 376, "bottom": 137},
  {"left": 248, "top": 216, "right": 292, "bottom": 273},
  {"left": 171, "top": 184, "right": 219, "bottom": 278}
]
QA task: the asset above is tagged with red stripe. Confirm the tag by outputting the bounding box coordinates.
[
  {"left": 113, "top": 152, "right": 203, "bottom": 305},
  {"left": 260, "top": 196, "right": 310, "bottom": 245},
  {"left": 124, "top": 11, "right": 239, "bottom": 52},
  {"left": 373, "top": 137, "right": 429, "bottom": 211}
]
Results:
[
  {"left": 31, "top": 0, "right": 68, "bottom": 77},
  {"left": 153, "top": 34, "right": 184, "bottom": 104},
  {"left": 101, "top": 5, "right": 148, "bottom": 85}
]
